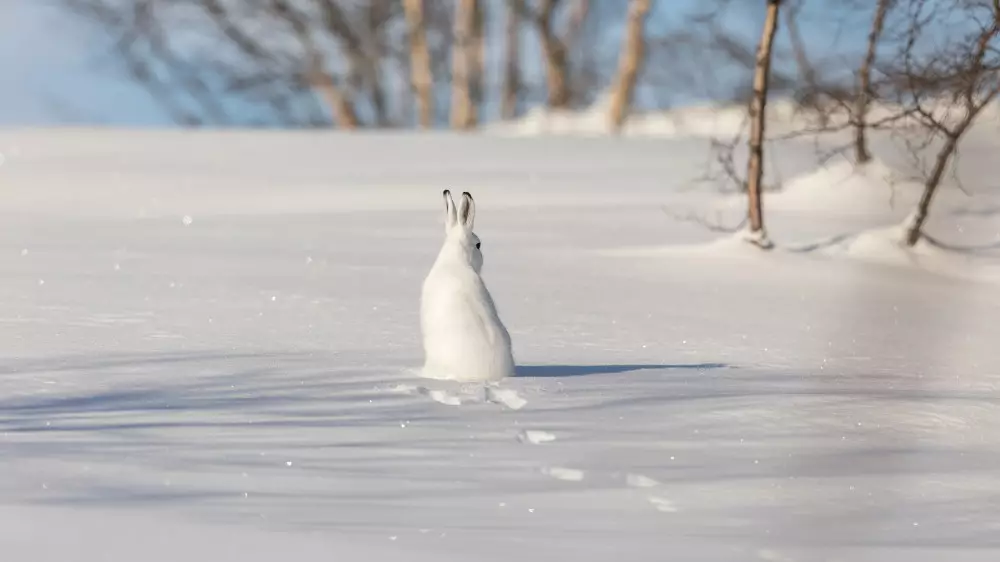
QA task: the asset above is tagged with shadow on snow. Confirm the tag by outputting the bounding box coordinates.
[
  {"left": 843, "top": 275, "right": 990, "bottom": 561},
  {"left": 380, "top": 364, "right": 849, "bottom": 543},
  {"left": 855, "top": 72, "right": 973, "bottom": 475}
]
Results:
[{"left": 514, "top": 363, "right": 729, "bottom": 378}]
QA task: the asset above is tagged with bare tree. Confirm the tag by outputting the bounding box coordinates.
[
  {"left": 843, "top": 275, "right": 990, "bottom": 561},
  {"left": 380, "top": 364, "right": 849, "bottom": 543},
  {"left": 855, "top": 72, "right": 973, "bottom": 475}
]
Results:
[
  {"left": 502, "top": 0, "right": 522, "bottom": 120},
  {"left": 58, "top": 0, "right": 420, "bottom": 128},
  {"left": 59, "top": 0, "right": 224, "bottom": 126},
  {"left": 607, "top": 0, "right": 653, "bottom": 133},
  {"left": 61, "top": 0, "right": 843, "bottom": 135},
  {"left": 306, "top": 54, "right": 360, "bottom": 129},
  {"left": 471, "top": 0, "right": 486, "bottom": 116},
  {"left": 886, "top": 0, "right": 1000, "bottom": 246},
  {"left": 450, "top": 0, "right": 482, "bottom": 129},
  {"left": 361, "top": 0, "right": 395, "bottom": 126},
  {"left": 531, "top": 0, "right": 587, "bottom": 109},
  {"left": 403, "top": 0, "right": 435, "bottom": 128},
  {"left": 313, "top": 1, "right": 388, "bottom": 126},
  {"left": 745, "top": 0, "right": 782, "bottom": 248},
  {"left": 507, "top": 0, "right": 618, "bottom": 112},
  {"left": 571, "top": 1, "right": 633, "bottom": 109},
  {"left": 855, "top": 0, "right": 894, "bottom": 164},
  {"left": 273, "top": 0, "right": 359, "bottom": 128},
  {"left": 563, "top": 0, "right": 591, "bottom": 52},
  {"left": 783, "top": 0, "right": 822, "bottom": 115}
]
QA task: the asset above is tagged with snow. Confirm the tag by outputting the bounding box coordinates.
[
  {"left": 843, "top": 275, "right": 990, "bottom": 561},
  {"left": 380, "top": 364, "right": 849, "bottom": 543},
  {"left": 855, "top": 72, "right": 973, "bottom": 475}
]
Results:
[
  {"left": 1, "top": 122, "right": 1000, "bottom": 561},
  {"left": 809, "top": 224, "right": 1000, "bottom": 284},
  {"left": 764, "top": 157, "right": 921, "bottom": 216},
  {"left": 490, "top": 97, "right": 774, "bottom": 139},
  {"left": 1, "top": 505, "right": 438, "bottom": 562}
]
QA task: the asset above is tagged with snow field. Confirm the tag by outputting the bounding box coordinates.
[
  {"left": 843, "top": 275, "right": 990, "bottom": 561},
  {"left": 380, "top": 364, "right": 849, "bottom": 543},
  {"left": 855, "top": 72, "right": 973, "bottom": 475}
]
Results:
[{"left": 1, "top": 118, "right": 998, "bottom": 560}]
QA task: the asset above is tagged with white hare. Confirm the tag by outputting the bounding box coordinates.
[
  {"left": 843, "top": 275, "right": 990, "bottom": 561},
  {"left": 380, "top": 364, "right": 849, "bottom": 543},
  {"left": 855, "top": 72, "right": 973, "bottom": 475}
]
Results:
[{"left": 420, "top": 190, "right": 515, "bottom": 382}]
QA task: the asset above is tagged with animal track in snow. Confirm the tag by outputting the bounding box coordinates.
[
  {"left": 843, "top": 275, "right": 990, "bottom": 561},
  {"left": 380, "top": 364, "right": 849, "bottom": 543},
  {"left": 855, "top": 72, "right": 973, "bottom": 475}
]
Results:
[
  {"left": 485, "top": 387, "right": 526, "bottom": 410},
  {"left": 387, "top": 381, "right": 527, "bottom": 410},
  {"left": 621, "top": 473, "right": 679, "bottom": 513},
  {"left": 387, "top": 383, "right": 419, "bottom": 394},
  {"left": 426, "top": 389, "right": 462, "bottom": 406},
  {"left": 517, "top": 430, "right": 556, "bottom": 445},
  {"left": 756, "top": 549, "right": 798, "bottom": 562},
  {"left": 541, "top": 467, "right": 585, "bottom": 482},
  {"left": 647, "top": 496, "right": 678, "bottom": 513},
  {"left": 388, "top": 384, "right": 464, "bottom": 407},
  {"left": 625, "top": 473, "right": 660, "bottom": 488}
]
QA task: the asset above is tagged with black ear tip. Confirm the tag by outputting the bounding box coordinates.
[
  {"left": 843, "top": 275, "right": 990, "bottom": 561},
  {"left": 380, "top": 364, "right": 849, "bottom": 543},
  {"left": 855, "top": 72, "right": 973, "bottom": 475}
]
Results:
[
  {"left": 462, "top": 191, "right": 473, "bottom": 200},
  {"left": 442, "top": 189, "right": 451, "bottom": 196}
]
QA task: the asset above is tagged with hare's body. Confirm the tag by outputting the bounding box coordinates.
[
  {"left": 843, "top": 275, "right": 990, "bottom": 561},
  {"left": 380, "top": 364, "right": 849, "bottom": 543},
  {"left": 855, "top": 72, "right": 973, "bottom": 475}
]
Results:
[{"left": 419, "top": 191, "right": 515, "bottom": 382}]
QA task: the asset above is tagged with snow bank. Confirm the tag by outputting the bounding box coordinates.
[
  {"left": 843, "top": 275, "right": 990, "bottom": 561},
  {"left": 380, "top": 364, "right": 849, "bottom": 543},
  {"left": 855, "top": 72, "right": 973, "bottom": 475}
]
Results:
[
  {"left": 618, "top": 214, "right": 998, "bottom": 285},
  {"left": 764, "top": 157, "right": 921, "bottom": 216},
  {"left": 814, "top": 224, "right": 1000, "bottom": 283}
]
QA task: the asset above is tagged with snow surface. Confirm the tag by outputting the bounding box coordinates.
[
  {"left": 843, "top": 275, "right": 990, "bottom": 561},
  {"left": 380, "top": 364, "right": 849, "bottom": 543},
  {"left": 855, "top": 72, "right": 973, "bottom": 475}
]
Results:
[
  {"left": 1, "top": 120, "right": 999, "bottom": 561},
  {"left": 763, "top": 158, "right": 919, "bottom": 216},
  {"left": 489, "top": 95, "right": 1000, "bottom": 141}
]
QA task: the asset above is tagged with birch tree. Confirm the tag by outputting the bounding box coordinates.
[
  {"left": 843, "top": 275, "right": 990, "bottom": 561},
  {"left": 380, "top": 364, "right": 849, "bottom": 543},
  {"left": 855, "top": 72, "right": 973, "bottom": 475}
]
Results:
[
  {"left": 607, "top": 0, "right": 653, "bottom": 133},
  {"left": 854, "top": 0, "right": 894, "bottom": 164},
  {"left": 889, "top": 0, "right": 1000, "bottom": 246},
  {"left": 745, "top": 0, "right": 782, "bottom": 248}
]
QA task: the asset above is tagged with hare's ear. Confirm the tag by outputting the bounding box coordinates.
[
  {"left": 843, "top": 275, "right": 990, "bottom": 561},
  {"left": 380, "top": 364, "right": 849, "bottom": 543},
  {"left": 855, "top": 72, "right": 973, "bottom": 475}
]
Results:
[
  {"left": 458, "top": 192, "right": 475, "bottom": 229},
  {"left": 442, "top": 190, "right": 458, "bottom": 229}
]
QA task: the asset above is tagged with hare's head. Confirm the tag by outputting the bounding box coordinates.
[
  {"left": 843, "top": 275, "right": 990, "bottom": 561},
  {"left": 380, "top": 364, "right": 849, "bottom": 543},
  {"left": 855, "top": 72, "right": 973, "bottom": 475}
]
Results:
[{"left": 440, "top": 190, "right": 483, "bottom": 273}]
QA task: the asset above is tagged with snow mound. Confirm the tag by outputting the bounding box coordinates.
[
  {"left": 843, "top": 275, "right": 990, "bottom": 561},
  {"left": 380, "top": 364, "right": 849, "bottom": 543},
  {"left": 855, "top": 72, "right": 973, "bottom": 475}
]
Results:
[
  {"left": 822, "top": 225, "right": 942, "bottom": 265},
  {"left": 607, "top": 220, "right": 999, "bottom": 285},
  {"left": 816, "top": 224, "right": 999, "bottom": 283},
  {"left": 766, "top": 158, "right": 920, "bottom": 215}
]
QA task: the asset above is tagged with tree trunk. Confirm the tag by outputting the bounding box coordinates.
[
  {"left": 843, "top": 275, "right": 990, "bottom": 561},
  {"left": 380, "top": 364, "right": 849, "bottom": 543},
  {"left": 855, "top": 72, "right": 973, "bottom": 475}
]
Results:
[
  {"left": 309, "top": 63, "right": 359, "bottom": 129},
  {"left": 536, "top": 0, "right": 571, "bottom": 109},
  {"left": 562, "top": 0, "right": 591, "bottom": 104},
  {"left": 317, "top": 84, "right": 359, "bottom": 129},
  {"left": 745, "top": 0, "right": 781, "bottom": 247},
  {"left": 273, "top": 0, "right": 358, "bottom": 129},
  {"left": 904, "top": 134, "right": 958, "bottom": 246},
  {"left": 450, "top": 0, "right": 479, "bottom": 129},
  {"left": 903, "top": 107, "right": 986, "bottom": 246},
  {"left": 784, "top": 1, "right": 823, "bottom": 123},
  {"left": 365, "top": 0, "right": 392, "bottom": 127},
  {"left": 471, "top": 0, "right": 486, "bottom": 116},
  {"left": 902, "top": 8, "right": 998, "bottom": 247},
  {"left": 607, "top": 0, "right": 652, "bottom": 133},
  {"left": 314, "top": 0, "right": 374, "bottom": 127},
  {"left": 501, "top": 0, "right": 521, "bottom": 120},
  {"left": 562, "top": 0, "right": 590, "bottom": 55},
  {"left": 855, "top": 0, "right": 891, "bottom": 165},
  {"left": 403, "top": 0, "right": 434, "bottom": 128}
]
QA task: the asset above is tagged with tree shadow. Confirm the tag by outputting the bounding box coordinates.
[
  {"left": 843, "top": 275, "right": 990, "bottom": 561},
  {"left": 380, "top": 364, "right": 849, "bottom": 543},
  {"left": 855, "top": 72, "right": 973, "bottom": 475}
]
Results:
[
  {"left": 515, "top": 363, "right": 730, "bottom": 378},
  {"left": 0, "top": 350, "right": 393, "bottom": 434},
  {"left": 951, "top": 205, "right": 1000, "bottom": 218},
  {"left": 921, "top": 234, "right": 1000, "bottom": 254},
  {"left": 786, "top": 231, "right": 1000, "bottom": 256},
  {"left": 785, "top": 233, "right": 854, "bottom": 254}
]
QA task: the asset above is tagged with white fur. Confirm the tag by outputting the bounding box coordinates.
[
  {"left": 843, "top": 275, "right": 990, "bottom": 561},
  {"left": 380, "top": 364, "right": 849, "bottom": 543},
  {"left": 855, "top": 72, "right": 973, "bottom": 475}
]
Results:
[{"left": 420, "top": 191, "right": 515, "bottom": 382}]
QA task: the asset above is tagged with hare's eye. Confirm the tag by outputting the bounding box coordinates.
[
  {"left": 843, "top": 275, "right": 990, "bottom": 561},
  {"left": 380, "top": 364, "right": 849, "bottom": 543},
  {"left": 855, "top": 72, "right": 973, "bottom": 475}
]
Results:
[{"left": 475, "top": 242, "right": 481, "bottom": 250}]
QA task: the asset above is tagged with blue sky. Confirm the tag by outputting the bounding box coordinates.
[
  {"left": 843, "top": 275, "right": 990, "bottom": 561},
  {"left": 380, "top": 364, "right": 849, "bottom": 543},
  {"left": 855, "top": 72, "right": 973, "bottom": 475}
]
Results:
[
  {"left": 0, "top": 0, "right": 873, "bottom": 128},
  {"left": 0, "top": 2, "right": 167, "bottom": 125}
]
